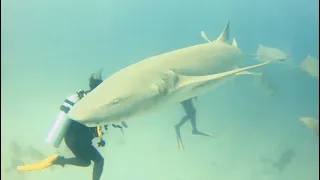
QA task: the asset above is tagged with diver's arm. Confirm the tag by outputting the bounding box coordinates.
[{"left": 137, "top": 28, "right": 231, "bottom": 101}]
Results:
[{"left": 88, "top": 126, "right": 106, "bottom": 147}]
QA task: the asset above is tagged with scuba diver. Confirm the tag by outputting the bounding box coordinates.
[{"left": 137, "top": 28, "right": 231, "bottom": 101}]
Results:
[
  {"left": 175, "top": 96, "right": 213, "bottom": 151},
  {"left": 17, "top": 69, "right": 127, "bottom": 180}
]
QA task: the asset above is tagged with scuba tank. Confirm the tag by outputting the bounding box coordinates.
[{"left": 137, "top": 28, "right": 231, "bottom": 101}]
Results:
[{"left": 45, "top": 89, "right": 87, "bottom": 148}]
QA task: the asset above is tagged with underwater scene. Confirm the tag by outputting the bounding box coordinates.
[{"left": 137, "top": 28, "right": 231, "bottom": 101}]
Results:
[{"left": 1, "top": 0, "right": 319, "bottom": 179}]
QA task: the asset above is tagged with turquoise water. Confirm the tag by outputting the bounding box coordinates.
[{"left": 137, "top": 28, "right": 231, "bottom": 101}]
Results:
[{"left": 1, "top": 0, "right": 319, "bottom": 179}]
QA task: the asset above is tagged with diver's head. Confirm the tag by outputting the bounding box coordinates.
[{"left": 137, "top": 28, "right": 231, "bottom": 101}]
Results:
[{"left": 89, "top": 69, "right": 103, "bottom": 90}]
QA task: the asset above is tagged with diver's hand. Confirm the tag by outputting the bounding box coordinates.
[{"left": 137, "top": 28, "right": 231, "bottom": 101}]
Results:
[{"left": 97, "top": 139, "right": 106, "bottom": 147}]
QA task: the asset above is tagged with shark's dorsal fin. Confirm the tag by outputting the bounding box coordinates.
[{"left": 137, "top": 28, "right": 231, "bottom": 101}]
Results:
[
  {"left": 232, "top": 38, "right": 238, "bottom": 48},
  {"left": 215, "top": 20, "right": 230, "bottom": 43}
]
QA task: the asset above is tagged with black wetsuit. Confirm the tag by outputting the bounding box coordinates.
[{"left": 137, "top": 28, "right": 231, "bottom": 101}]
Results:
[
  {"left": 180, "top": 99, "right": 197, "bottom": 130},
  {"left": 65, "top": 120, "right": 103, "bottom": 164},
  {"left": 59, "top": 120, "right": 104, "bottom": 180},
  {"left": 56, "top": 91, "right": 104, "bottom": 180},
  {"left": 175, "top": 97, "right": 212, "bottom": 138},
  {"left": 175, "top": 98, "right": 197, "bottom": 137}
]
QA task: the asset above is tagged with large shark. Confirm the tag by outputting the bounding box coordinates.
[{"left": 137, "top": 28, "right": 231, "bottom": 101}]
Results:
[{"left": 67, "top": 21, "right": 273, "bottom": 126}]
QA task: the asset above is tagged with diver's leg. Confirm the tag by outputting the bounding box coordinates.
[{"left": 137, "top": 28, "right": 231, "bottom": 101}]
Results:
[
  {"left": 92, "top": 159, "right": 104, "bottom": 180},
  {"left": 54, "top": 156, "right": 91, "bottom": 167},
  {"left": 57, "top": 143, "right": 103, "bottom": 180},
  {"left": 175, "top": 99, "right": 194, "bottom": 151},
  {"left": 174, "top": 115, "right": 189, "bottom": 137},
  {"left": 85, "top": 145, "right": 104, "bottom": 180},
  {"left": 175, "top": 115, "right": 189, "bottom": 151},
  {"left": 181, "top": 99, "right": 198, "bottom": 133},
  {"left": 191, "top": 114, "right": 213, "bottom": 137},
  {"left": 177, "top": 99, "right": 195, "bottom": 130},
  {"left": 183, "top": 98, "right": 213, "bottom": 137},
  {"left": 65, "top": 127, "right": 104, "bottom": 180},
  {"left": 57, "top": 134, "right": 92, "bottom": 167}
]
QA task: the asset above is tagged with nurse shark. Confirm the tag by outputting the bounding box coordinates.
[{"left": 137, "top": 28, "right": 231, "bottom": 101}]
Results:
[{"left": 68, "top": 21, "right": 273, "bottom": 126}]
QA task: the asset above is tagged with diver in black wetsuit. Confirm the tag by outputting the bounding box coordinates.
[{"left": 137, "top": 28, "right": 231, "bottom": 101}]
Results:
[
  {"left": 51, "top": 70, "right": 106, "bottom": 180},
  {"left": 175, "top": 97, "right": 213, "bottom": 151},
  {"left": 18, "top": 70, "right": 127, "bottom": 179},
  {"left": 55, "top": 121, "right": 105, "bottom": 180}
]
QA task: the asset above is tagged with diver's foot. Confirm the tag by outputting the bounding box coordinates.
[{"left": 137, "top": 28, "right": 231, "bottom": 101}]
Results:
[
  {"left": 52, "top": 156, "right": 65, "bottom": 168},
  {"left": 192, "top": 129, "right": 213, "bottom": 137}
]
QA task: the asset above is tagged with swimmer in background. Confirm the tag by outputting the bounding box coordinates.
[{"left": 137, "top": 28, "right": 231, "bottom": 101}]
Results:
[{"left": 175, "top": 96, "right": 213, "bottom": 151}]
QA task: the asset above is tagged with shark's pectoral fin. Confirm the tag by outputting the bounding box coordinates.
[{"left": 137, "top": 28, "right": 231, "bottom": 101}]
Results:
[{"left": 176, "top": 61, "right": 270, "bottom": 90}]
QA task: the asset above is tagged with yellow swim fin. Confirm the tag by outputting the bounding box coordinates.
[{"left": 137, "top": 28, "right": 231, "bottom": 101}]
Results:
[
  {"left": 17, "top": 154, "right": 59, "bottom": 171},
  {"left": 177, "top": 137, "right": 184, "bottom": 152}
]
